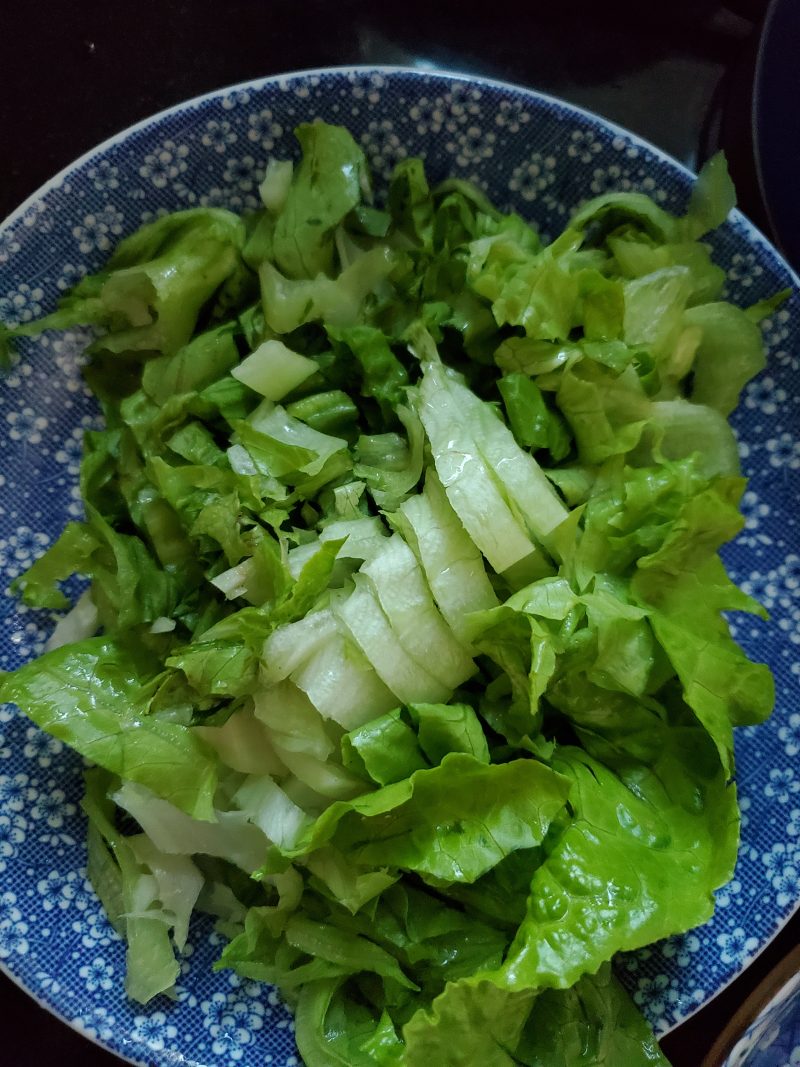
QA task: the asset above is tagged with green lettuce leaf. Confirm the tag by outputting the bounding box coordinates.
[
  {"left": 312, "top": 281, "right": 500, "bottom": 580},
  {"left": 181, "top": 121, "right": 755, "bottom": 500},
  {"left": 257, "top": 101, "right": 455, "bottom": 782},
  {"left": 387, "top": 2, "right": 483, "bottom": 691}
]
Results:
[
  {"left": 634, "top": 556, "right": 774, "bottom": 772},
  {"left": 685, "top": 303, "right": 767, "bottom": 416},
  {"left": 514, "top": 963, "right": 668, "bottom": 1066},
  {"left": 328, "top": 325, "right": 410, "bottom": 414},
  {"left": 260, "top": 246, "right": 397, "bottom": 334},
  {"left": 500, "top": 720, "right": 738, "bottom": 991},
  {"left": 273, "top": 123, "right": 368, "bottom": 279},
  {"left": 341, "top": 702, "right": 488, "bottom": 787},
  {"left": 82, "top": 769, "right": 185, "bottom": 1004},
  {"left": 0, "top": 638, "right": 218, "bottom": 818},
  {"left": 0, "top": 130, "right": 773, "bottom": 1066},
  {"left": 11, "top": 522, "right": 98, "bottom": 610},
  {"left": 403, "top": 980, "right": 536, "bottom": 1066},
  {"left": 295, "top": 978, "right": 393, "bottom": 1067},
  {"left": 283, "top": 752, "right": 571, "bottom": 886},
  {"left": 141, "top": 321, "right": 241, "bottom": 406}
]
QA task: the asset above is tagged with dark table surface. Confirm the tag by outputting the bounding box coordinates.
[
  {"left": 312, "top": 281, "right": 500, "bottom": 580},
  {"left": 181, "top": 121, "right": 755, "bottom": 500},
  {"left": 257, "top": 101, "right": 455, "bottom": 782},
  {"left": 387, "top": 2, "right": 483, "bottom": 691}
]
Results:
[{"left": 2, "top": 2, "right": 797, "bottom": 1064}]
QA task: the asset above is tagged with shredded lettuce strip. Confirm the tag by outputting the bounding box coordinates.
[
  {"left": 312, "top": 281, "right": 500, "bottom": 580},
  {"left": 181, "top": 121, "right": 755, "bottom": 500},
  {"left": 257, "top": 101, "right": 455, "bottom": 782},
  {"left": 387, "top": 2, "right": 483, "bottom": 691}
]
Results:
[{"left": 0, "top": 121, "right": 779, "bottom": 1067}]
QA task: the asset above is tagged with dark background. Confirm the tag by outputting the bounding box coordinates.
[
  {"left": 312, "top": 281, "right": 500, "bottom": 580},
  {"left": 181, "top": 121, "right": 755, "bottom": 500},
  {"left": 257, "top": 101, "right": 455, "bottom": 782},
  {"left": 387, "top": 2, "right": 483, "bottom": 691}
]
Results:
[
  {"left": 2, "top": 2, "right": 797, "bottom": 1064},
  {"left": 0, "top": 0, "right": 777, "bottom": 225}
]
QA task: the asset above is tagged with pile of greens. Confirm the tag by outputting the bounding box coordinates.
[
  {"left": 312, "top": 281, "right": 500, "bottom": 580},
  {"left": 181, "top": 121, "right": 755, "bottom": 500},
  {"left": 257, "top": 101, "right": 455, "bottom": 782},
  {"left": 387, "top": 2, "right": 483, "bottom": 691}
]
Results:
[{"left": 0, "top": 123, "right": 778, "bottom": 1065}]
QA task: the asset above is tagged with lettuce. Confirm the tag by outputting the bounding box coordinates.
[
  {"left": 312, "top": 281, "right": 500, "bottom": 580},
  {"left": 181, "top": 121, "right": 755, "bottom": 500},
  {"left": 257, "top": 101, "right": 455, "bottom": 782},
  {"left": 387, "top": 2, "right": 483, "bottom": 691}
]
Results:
[
  {"left": 282, "top": 752, "right": 571, "bottom": 887},
  {"left": 500, "top": 721, "right": 738, "bottom": 991},
  {"left": 272, "top": 123, "right": 368, "bottom": 279},
  {"left": 0, "top": 639, "right": 218, "bottom": 819},
  {"left": 0, "top": 129, "right": 773, "bottom": 1065},
  {"left": 83, "top": 770, "right": 188, "bottom": 1004},
  {"left": 361, "top": 536, "right": 475, "bottom": 690},
  {"left": 12, "top": 209, "right": 247, "bottom": 359},
  {"left": 342, "top": 702, "right": 489, "bottom": 787}
]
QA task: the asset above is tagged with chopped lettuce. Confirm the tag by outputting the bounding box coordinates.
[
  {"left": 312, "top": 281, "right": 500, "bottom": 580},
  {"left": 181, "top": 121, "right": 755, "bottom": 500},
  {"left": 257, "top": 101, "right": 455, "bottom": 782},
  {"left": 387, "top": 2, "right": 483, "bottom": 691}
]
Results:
[
  {"left": 0, "top": 639, "right": 218, "bottom": 819},
  {"left": 0, "top": 128, "right": 773, "bottom": 1066},
  {"left": 272, "top": 123, "right": 369, "bottom": 279},
  {"left": 282, "top": 752, "right": 571, "bottom": 886}
]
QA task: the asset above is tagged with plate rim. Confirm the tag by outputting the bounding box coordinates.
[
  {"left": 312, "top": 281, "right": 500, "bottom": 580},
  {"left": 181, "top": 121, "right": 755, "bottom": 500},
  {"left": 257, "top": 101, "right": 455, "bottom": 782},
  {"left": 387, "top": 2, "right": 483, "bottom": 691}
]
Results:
[
  {"left": 1, "top": 62, "right": 798, "bottom": 1055},
  {"left": 0, "top": 956, "right": 145, "bottom": 1067},
  {"left": 3, "top": 62, "right": 799, "bottom": 294}
]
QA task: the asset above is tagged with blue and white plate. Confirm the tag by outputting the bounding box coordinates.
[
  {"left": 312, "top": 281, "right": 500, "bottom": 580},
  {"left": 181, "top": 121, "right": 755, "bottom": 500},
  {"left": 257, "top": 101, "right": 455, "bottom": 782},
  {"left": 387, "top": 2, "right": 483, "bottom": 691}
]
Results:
[{"left": 0, "top": 68, "right": 798, "bottom": 1066}]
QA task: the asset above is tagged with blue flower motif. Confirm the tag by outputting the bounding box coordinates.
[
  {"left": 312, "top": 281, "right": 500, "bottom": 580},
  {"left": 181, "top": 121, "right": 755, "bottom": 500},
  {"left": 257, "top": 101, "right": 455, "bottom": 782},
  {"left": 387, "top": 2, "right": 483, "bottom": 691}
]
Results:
[
  {"left": 220, "top": 88, "right": 252, "bottom": 110},
  {"left": 247, "top": 111, "right": 282, "bottom": 151},
  {"left": 0, "top": 232, "right": 20, "bottom": 266},
  {"left": 779, "top": 714, "right": 800, "bottom": 757},
  {"left": 201, "top": 119, "right": 238, "bottom": 154},
  {"left": 409, "top": 95, "right": 446, "bottom": 135},
  {"left": 716, "top": 926, "right": 759, "bottom": 966},
  {"left": 222, "top": 156, "right": 259, "bottom": 193},
  {"left": 494, "top": 98, "right": 531, "bottom": 133},
  {"left": 633, "top": 973, "right": 670, "bottom": 1015},
  {"left": 53, "top": 428, "right": 84, "bottom": 474},
  {"left": 346, "top": 71, "right": 384, "bottom": 105},
  {"left": 0, "top": 916, "right": 29, "bottom": 958},
  {"left": 772, "top": 863, "right": 799, "bottom": 907},
  {"left": 0, "top": 890, "right": 21, "bottom": 925},
  {"left": 72, "top": 1005, "right": 116, "bottom": 1042},
  {"left": 139, "top": 140, "right": 189, "bottom": 188},
  {"left": 23, "top": 727, "right": 64, "bottom": 768},
  {"left": 661, "top": 932, "right": 701, "bottom": 967},
  {"left": 728, "top": 250, "right": 765, "bottom": 288},
  {"left": 0, "top": 890, "right": 29, "bottom": 959},
  {"left": 132, "top": 1011, "right": 178, "bottom": 1052},
  {"left": 738, "top": 490, "right": 772, "bottom": 529},
  {"left": 0, "top": 773, "right": 31, "bottom": 813},
  {"left": 766, "top": 432, "right": 800, "bottom": 471},
  {"left": 201, "top": 991, "right": 265, "bottom": 1060},
  {"left": 86, "top": 160, "right": 120, "bottom": 193},
  {"left": 0, "top": 811, "right": 27, "bottom": 872},
  {"left": 740, "top": 794, "right": 752, "bottom": 831},
  {"left": 30, "top": 784, "right": 74, "bottom": 829},
  {"left": 781, "top": 554, "right": 800, "bottom": 591},
  {"left": 745, "top": 375, "right": 786, "bottom": 415},
  {"left": 36, "top": 869, "right": 66, "bottom": 909},
  {"left": 715, "top": 878, "right": 742, "bottom": 909},
  {"left": 72, "top": 206, "right": 124, "bottom": 254},
  {"left": 35, "top": 969, "right": 62, "bottom": 996},
  {"left": 765, "top": 767, "right": 800, "bottom": 805},
  {"left": 5, "top": 406, "right": 48, "bottom": 445},
  {"left": 78, "top": 908, "right": 118, "bottom": 950},
  {"left": 0, "top": 283, "right": 45, "bottom": 326},
  {"left": 79, "top": 955, "right": 115, "bottom": 992}
]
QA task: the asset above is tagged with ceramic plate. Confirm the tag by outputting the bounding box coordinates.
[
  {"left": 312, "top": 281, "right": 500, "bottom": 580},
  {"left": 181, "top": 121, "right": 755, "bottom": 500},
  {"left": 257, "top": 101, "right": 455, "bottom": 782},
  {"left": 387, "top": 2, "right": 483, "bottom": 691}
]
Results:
[{"left": 1, "top": 67, "right": 798, "bottom": 1066}]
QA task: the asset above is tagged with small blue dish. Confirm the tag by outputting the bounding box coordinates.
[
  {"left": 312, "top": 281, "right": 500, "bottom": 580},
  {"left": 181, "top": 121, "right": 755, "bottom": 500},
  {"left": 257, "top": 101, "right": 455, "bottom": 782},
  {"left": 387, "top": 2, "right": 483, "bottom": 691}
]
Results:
[
  {"left": 0, "top": 67, "right": 799, "bottom": 1066},
  {"left": 702, "top": 945, "right": 800, "bottom": 1066},
  {"left": 726, "top": 974, "right": 800, "bottom": 1067}
]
